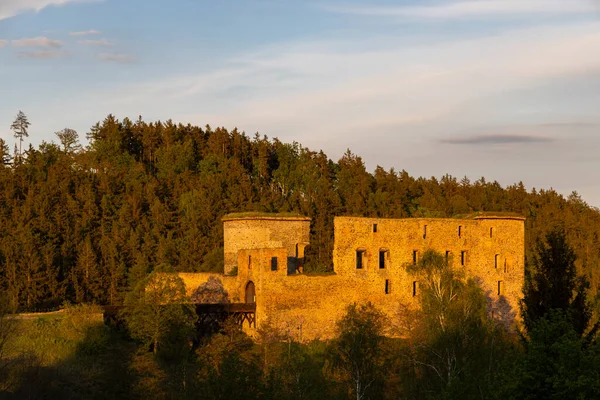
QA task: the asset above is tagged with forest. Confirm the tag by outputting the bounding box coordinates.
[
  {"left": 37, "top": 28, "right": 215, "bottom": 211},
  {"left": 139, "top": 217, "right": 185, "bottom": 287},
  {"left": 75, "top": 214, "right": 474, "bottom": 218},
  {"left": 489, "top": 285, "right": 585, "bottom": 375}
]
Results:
[
  {"left": 0, "top": 113, "right": 599, "bottom": 311},
  {"left": 1, "top": 113, "right": 600, "bottom": 399}
]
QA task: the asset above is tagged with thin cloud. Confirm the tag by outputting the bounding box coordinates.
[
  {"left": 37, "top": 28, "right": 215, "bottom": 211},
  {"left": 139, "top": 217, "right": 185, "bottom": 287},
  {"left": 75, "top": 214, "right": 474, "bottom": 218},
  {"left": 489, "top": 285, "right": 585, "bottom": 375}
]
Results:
[
  {"left": 16, "top": 50, "right": 68, "bottom": 59},
  {"left": 70, "top": 30, "right": 101, "bottom": 36},
  {"left": 0, "top": 40, "right": 8, "bottom": 47},
  {"left": 100, "top": 21, "right": 600, "bottom": 149},
  {"left": 12, "top": 36, "right": 63, "bottom": 48},
  {"left": 324, "top": 0, "right": 599, "bottom": 19},
  {"left": 98, "top": 53, "right": 135, "bottom": 63},
  {"left": 77, "top": 38, "right": 113, "bottom": 46},
  {"left": 538, "top": 122, "right": 599, "bottom": 128},
  {"left": 0, "top": 0, "right": 101, "bottom": 21},
  {"left": 440, "top": 134, "right": 554, "bottom": 145}
]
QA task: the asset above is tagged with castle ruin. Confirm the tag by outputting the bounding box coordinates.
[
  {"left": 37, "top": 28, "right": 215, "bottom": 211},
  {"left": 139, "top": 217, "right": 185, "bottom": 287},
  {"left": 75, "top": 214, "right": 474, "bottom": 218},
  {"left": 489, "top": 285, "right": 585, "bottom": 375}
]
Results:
[{"left": 180, "top": 213, "right": 525, "bottom": 340}]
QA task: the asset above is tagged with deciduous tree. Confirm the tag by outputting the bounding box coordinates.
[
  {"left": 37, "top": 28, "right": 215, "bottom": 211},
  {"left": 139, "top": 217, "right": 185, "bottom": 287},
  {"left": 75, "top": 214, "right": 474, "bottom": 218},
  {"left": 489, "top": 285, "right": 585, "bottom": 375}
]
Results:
[
  {"left": 122, "top": 269, "right": 194, "bottom": 358},
  {"left": 328, "top": 302, "right": 386, "bottom": 400},
  {"left": 55, "top": 128, "right": 81, "bottom": 153}
]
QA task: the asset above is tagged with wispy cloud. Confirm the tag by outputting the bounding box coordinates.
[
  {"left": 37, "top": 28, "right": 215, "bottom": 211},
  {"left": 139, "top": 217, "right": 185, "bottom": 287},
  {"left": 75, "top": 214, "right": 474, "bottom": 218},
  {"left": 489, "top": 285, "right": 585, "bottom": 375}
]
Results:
[
  {"left": 440, "top": 134, "right": 553, "bottom": 145},
  {"left": 77, "top": 38, "right": 113, "bottom": 46},
  {"left": 98, "top": 53, "right": 135, "bottom": 63},
  {"left": 0, "top": 40, "right": 8, "bottom": 48},
  {"left": 12, "top": 36, "right": 63, "bottom": 48},
  {"left": 101, "top": 21, "right": 600, "bottom": 147},
  {"left": 538, "top": 122, "right": 599, "bottom": 128},
  {"left": 324, "top": 0, "right": 599, "bottom": 19},
  {"left": 0, "top": 0, "right": 100, "bottom": 21},
  {"left": 16, "top": 50, "right": 68, "bottom": 59},
  {"left": 69, "top": 30, "right": 101, "bottom": 36}
]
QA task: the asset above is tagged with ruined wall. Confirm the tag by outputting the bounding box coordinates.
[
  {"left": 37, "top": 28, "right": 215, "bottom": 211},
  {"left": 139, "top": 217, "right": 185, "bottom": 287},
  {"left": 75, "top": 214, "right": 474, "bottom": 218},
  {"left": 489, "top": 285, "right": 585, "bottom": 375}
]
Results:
[
  {"left": 178, "top": 273, "right": 239, "bottom": 300},
  {"left": 179, "top": 214, "right": 525, "bottom": 340},
  {"left": 222, "top": 216, "right": 311, "bottom": 275},
  {"left": 332, "top": 216, "right": 525, "bottom": 324}
]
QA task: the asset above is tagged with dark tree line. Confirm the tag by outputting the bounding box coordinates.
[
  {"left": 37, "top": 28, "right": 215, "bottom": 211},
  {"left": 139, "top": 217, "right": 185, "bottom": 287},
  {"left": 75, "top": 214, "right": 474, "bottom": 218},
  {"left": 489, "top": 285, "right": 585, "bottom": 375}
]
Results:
[
  {"left": 2, "top": 233, "right": 600, "bottom": 399},
  {"left": 1, "top": 114, "right": 600, "bottom": 310}
]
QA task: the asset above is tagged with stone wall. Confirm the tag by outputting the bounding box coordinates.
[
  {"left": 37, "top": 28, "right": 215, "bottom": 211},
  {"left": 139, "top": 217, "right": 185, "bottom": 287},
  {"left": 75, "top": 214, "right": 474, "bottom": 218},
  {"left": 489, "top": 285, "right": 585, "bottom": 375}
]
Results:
[
  {"left": 332, "top": 216, "right": 525, "bottom": 322},
  {"left": 178, "top": 273, "right": 239, "bottom": 300},
  {"left": 222, "top": 216, "right": 311, "bottom": 275}
]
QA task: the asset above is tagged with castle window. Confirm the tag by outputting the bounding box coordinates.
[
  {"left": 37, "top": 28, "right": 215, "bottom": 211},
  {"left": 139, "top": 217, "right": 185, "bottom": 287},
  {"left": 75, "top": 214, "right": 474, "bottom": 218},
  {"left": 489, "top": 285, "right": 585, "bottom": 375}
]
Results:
[
  {"left": 248, "top": 255, "right": 252, "bottom": 269},
  {"left": 498, "top": 280, "right": 503, "bottom": 296},
  {"left": 373, "top": 223, "right": 378, "bottom": 233},
  {"left": 271, "top": 257, "right": 278, "bottom": 271},
  {"left": 379, "top": 249, "right": 388, "bottom": 269},
  {"left": 423, "top": 225, "right": 427, "bottom": 239},
  {"left": 445, "top": 250, "right": 451, "bottom": 263},
  {"left": 495, "top": 254, "right": 499, "bottom": 269},
  {"left": 461, "top": 251, "right": 467, "bottom": 266},
  {"left": 385, "top": 279, "right": 390, "bottom": 294},
  {"left": 458, "top": 225, "right": 462, "bottom": 238},
  {"left": 412, "top": 250, "right": 418, "bottom": 265},
  {"left": 490, "top": 227, "right": 494, "bottom": 238},
  {"left": 413, "top": 281, "right": 418, "bottom": 297},
  {"left": 356, "top": 249, "right": 366, "bottom": 269}
]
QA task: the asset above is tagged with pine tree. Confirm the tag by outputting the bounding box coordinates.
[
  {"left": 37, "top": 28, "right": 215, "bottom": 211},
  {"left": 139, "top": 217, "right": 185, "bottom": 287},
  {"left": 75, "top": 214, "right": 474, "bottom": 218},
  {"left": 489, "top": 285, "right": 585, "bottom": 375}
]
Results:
[
  {"left": 0, "top": 139, "right": 11, "bottom": 166},
  {"left": 10, "top": 111, "right": 30, "bottom": 160},
  {"left": 521, "top": 228, "right": 598, "bottom": 340}
]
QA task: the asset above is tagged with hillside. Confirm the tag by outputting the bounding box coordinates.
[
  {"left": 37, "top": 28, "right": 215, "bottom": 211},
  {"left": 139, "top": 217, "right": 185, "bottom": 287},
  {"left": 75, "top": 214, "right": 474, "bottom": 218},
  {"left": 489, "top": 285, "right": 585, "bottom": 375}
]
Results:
[{"left": 0, "top": 114, "right": 599, "bottom": 310}]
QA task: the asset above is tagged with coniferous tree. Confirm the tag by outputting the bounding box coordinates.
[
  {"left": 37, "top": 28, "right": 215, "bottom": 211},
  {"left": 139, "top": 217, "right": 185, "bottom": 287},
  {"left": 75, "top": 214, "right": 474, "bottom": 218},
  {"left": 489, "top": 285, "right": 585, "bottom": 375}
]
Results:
[
  {"left": 0, "top": 113, "right": 600, "bottom": 312},
  {"left": 10, "top": 110, "right": 30, "bottom": 159},
  {"left": 521, "top": 228, "right": 598, "bottom": 340},
  {"left": 0, "top": 139, "right": 11, "bottom": 166}
]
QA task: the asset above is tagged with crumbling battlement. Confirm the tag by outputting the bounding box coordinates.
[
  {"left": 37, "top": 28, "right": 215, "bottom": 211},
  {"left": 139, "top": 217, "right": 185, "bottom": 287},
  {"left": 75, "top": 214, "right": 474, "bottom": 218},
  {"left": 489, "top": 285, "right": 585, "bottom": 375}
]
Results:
[{"left": 180, "top": 213, "right": 525, "bottom": 339}]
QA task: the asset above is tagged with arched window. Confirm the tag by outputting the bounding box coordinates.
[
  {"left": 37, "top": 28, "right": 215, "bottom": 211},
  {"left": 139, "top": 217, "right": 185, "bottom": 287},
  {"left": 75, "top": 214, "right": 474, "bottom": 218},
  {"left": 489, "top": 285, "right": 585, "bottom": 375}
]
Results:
[{"left": 245, "top": 281, "right": 255, "bottom": 304}]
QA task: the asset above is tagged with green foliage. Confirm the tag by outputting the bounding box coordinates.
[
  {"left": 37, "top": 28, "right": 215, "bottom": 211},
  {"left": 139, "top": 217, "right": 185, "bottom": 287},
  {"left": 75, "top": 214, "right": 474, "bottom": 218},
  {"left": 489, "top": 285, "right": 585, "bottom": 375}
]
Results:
[
  {"left": 0, "top": 295, "right": 16, "bottom": 391},
  {"left": 224, "top": 211, "right": 305, "bottom": 219},
  {"left": 1, "top": 115, "right": 600, "bottom": 309},
  {"left": 0, "top": 303, "right": 135, "bottom": 398},
  {"left": 521, "top": 228, "right": 597, "bottom": 339},
  {"left": 274, "top": 341, "right": 332, "bottom": 400},
  {"left": 122, "top": 271, "right": 194, "bottom": 361},
  {"left": 227, "top": 265, "right": 238, "bottom": 276},
  {"left": 3, "top": 112, "right": 600, "bottom": 397},
  {"left": 402, "top": 250, "right": 515, "bottom": 399},
  {"left": 505, "top": 310, "right": 600, "bottom": 400},
  {"left": 328, "top": 302, "right": 386, "bottom": 400},
  {"left": 55, "top": 128, "right": 82, "bottom": 153},
  {"left": 4, "top": 304, "right": 107, "bottom": 364},
  {"left": 200, "top": 247, "right": 225, "bottom": 273},
  {"left": 196, "top": 320, "right": 265, "bottom": 400}
]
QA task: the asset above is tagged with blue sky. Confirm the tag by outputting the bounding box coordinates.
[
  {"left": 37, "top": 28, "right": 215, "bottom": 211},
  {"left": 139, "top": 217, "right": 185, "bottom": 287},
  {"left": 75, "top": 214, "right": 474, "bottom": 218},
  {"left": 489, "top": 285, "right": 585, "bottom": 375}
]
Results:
[{"left": 1, "top": 0, "right": 600, "bottom": 205}]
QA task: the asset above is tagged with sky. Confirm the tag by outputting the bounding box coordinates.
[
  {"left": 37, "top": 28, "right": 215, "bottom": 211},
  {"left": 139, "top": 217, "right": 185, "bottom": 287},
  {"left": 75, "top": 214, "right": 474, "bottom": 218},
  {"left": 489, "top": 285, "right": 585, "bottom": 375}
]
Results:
[{"left": 1, "top": 0, "right": 600, "bottom": 206}]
